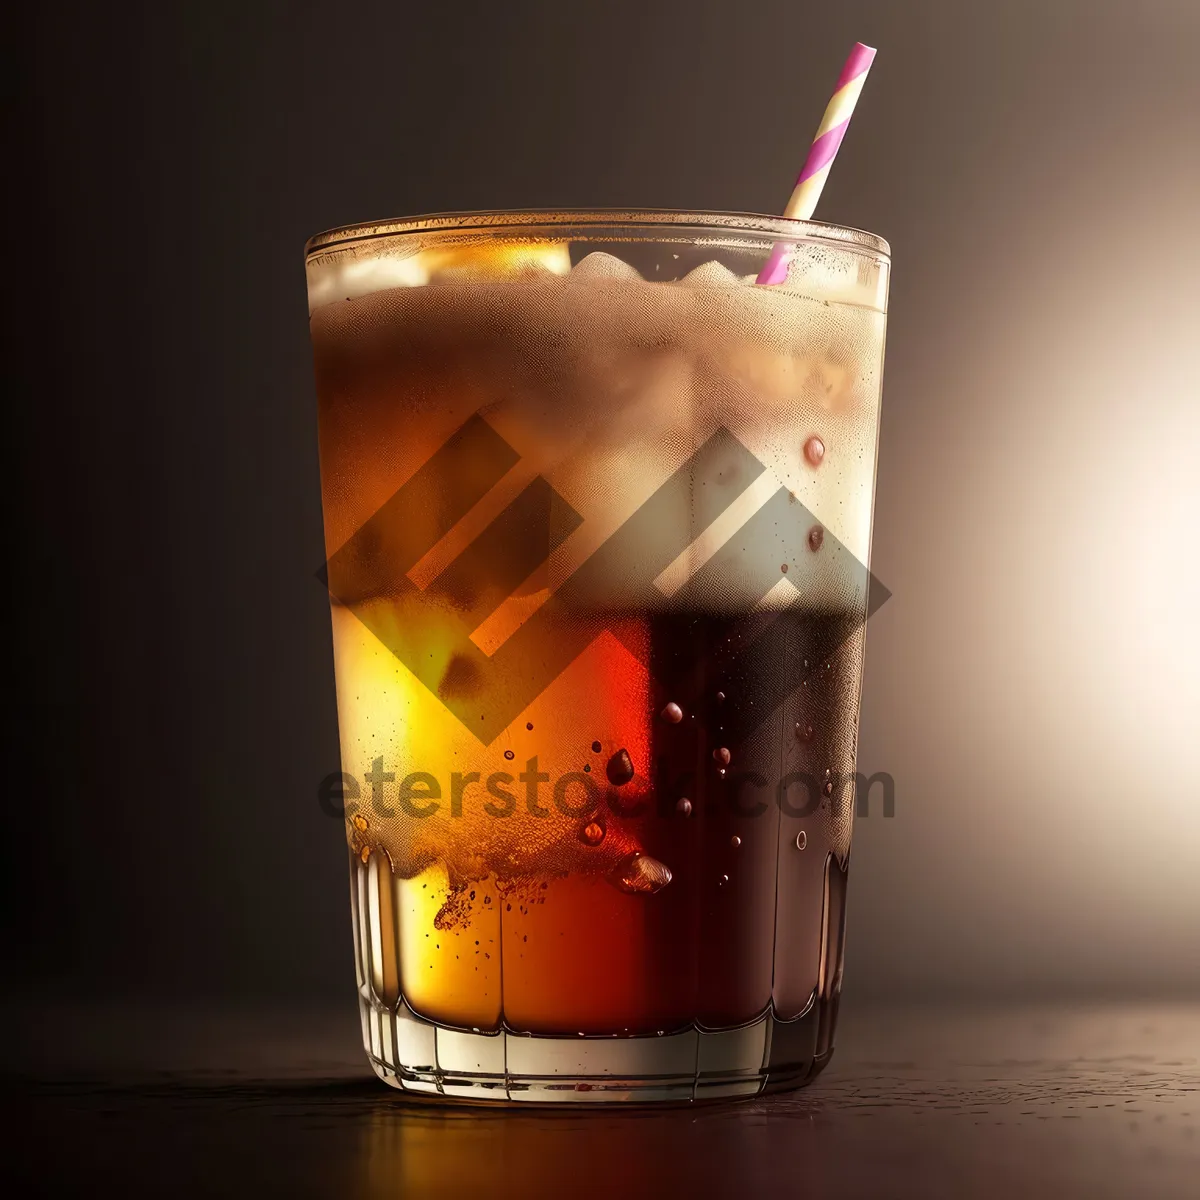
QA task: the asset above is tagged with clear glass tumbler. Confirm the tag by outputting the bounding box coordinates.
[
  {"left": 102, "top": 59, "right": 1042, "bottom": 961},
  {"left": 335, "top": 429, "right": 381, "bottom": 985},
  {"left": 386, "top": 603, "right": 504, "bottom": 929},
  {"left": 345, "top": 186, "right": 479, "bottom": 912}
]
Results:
[{"left": 305, "top": 211, "right": 889, "bottom": 1102}]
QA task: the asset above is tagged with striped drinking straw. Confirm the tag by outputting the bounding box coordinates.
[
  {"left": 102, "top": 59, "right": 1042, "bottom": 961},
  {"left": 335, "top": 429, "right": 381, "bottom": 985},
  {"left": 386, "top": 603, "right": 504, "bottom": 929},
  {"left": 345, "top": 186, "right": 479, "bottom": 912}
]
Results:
[{"left": 756, "top": 42, "right": 877, "bottom": 284}]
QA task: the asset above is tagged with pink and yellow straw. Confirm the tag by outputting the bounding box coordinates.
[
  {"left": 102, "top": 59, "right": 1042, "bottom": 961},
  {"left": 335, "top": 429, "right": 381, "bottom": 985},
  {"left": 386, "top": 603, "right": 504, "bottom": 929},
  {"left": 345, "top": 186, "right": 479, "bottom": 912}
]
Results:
[{"left": 757, "top": 42, "right": 877, "bottom": 284}]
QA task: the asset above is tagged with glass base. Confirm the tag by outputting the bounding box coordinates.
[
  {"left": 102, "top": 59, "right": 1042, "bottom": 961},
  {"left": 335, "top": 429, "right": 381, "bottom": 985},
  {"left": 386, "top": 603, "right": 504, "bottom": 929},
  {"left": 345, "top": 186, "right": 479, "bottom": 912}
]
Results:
[{"left": 357, "top": 988, "right": 839, "bottom": 1104}]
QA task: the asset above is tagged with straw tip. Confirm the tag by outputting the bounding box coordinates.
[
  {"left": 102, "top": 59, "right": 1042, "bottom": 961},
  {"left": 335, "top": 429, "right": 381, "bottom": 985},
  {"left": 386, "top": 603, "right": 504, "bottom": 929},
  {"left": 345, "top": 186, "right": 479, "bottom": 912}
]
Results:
[{"left": 835, "top": 42, "right": 877, "bottom": 89}]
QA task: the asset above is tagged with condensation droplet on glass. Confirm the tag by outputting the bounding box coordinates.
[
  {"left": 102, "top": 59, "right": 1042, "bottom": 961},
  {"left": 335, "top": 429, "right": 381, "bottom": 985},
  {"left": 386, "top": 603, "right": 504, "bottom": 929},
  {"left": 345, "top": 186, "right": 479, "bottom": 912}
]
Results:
[
  {"left": 730, "top": 836, "right": 741, "bottom": 848},
  {"left": 796, "top": 831, "right": 808, "bottom": 851},
  {"left": 352, "top": 814, "right": 369, "bottom": 832},
  {"left": 795, "top": 722, "right": 814, "bottom": 741},
  {"left": 713, "top": 747, "right": 731, "bottom": 765},
  {"left": 359, "top": 846, "right": 371, "bottom": 863},
  {"left": 676, "top": 797, "right": 692, "bottom": 817},
  {"left": 780, "top": 562, "right": 789, "bottom": 574},
  {"left": 804, "top": 435, "right": 825, "bottom": 466},
  {"left": 808, "top": 525, "right": 824, "bottom": 552},
  {"left": 504, "top": 749, "right": 515, "bottom": 761},
  {"left": 526, "top": 722, "right": 534, "bottom": 731},
  {"left": 660, "top": 702, "right": 683, "bottom": 724},
  {"left": 823, "top": 780, "right": 834, "bottom": 797},
  {"left": 591, "top": 740, "right": 602, "bottom": 753},
  {"left": 718, "top": 874, "right": 729, "bottom": 886},
  {"left": 716, "top": 691, "right": 725, "bottom": 703}
]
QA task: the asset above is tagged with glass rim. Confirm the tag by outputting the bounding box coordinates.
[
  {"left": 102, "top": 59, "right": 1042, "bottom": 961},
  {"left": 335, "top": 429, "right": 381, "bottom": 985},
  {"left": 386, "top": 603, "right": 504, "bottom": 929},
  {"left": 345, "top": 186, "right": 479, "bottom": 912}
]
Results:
[{"left": 304, "top": 208, "right": 890, "bottom": 261}]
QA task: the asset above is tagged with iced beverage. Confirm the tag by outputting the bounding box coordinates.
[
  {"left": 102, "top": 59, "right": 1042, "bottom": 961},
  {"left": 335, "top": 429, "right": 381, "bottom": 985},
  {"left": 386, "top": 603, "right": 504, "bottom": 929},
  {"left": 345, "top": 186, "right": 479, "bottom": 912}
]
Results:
[{"left": 306, "top": 211, "right": 889, "bottom": 1101}]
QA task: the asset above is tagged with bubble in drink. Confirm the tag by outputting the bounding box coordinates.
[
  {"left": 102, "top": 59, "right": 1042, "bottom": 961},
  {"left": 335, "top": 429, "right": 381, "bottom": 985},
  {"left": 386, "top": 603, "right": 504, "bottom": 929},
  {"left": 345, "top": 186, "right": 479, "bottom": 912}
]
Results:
[
  {"left": 580, "top": 821, "right": 606, "bottom": 846},
  {"left": 608, "top": 852, "right": 673, "bottom": 895},
  {"left": 606, "top": 749, "right": 635, "bottom": 786}
]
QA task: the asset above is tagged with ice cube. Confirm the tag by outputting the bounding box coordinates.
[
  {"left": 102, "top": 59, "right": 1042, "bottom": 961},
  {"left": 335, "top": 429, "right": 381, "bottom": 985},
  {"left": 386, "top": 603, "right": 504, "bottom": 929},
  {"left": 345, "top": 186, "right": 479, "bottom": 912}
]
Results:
[
  {"left": 678, "top": 261, "right": 741, "bottom": 288},
  {"left": 306, "top": 253, "right": 429, "bottom": 312},
  {"left": 569, "top": 251, "right": 644, "bottom": 281}
]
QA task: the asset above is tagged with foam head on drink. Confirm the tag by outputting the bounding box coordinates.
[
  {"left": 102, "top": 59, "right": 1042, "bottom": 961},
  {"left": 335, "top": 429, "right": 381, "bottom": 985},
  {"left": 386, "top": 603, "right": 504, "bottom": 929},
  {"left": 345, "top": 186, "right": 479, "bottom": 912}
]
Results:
[{"left": 309, "top": 231, "right": 886, "bottom": 1034}]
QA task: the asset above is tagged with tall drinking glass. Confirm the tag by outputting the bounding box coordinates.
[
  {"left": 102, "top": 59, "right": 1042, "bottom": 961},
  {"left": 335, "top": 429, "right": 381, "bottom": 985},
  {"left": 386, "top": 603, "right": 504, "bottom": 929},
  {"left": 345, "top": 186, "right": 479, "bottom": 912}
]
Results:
[{"left": 305, "top": 211, "right": 889, "bottom": 1102}]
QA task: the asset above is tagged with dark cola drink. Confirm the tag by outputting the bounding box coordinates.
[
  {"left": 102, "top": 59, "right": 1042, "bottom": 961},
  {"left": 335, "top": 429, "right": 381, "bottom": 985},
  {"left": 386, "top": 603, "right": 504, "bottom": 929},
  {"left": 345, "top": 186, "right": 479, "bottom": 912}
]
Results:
[{"left": 307, "top": 212, "right": 889, "bottom": 1101}]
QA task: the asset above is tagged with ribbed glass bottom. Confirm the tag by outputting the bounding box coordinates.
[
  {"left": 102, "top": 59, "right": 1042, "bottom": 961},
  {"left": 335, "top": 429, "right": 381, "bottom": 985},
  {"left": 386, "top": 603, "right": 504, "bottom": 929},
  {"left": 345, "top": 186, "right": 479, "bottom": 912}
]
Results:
[
  {"left": 358, "top": 989, "right": 838, "bottom": 1103},
  {"left": 348, "top": 835, "right": 848, "bottom": 1103}
]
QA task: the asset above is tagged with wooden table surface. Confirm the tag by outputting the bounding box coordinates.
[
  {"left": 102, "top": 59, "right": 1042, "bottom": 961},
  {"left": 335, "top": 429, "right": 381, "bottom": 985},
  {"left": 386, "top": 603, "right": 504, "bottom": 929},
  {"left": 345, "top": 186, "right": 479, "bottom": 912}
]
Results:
[{"left": 6, "top": 1001, "right": 1198, "bottom": 1198}]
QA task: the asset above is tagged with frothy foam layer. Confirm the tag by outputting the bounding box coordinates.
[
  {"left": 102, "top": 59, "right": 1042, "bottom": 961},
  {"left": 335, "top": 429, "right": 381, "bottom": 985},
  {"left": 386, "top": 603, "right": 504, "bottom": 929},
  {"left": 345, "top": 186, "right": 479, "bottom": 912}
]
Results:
[{"left": 313, "top": 255, "right": 884, "bottom": 599}]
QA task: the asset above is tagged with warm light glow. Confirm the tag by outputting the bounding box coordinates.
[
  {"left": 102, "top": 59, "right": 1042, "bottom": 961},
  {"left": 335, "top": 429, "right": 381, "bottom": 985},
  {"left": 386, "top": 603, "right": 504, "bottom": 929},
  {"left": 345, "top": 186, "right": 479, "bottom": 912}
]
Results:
[{"left": 419, "top": 241, "right": 573, "bottom": 280}]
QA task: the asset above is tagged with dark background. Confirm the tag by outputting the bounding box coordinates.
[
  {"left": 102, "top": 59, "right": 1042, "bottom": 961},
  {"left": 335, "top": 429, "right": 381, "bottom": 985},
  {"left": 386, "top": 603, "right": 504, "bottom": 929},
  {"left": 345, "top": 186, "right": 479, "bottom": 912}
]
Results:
[{"left": 7, "top": 0, "right": 1199, "bottom": 1014}]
